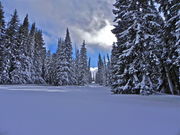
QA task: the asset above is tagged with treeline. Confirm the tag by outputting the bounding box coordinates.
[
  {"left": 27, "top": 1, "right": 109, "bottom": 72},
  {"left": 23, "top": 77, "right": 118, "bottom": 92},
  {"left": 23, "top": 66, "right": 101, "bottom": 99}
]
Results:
[
  {"left": 0, "top": 2, "right": 92, "bottom": 86},
  {"left": 109, "top": 0, "right": 179, "bottom": 95},
  {"left": 95, "top": 54, "right": 111, "bottom": 86},
  {"left": 45, "top": 38, "right": 92, "bottom": 86}
]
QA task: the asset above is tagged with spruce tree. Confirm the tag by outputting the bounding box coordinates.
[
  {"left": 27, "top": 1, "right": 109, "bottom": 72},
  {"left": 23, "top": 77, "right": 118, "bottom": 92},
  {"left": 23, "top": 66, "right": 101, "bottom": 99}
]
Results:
[
  {"left": 28, "top": 23, "right": 37, "bottom": 84},
  {"left": 14, "top": 15, "right": 30, "bottom": 83},
  {"left": 34, "top": 30, "right": 46, "bottom": 84},
  {"left": 112, "top": 0, "right": 164, "bottom": 94},
  {"left": 157, "top": 0, "right": 180, "bottom": 94},
  {"left": 111, "top": 42, "right": 124, "bottom": 93},
  {"left": 18, "top": 15, "right": 29, "bottom": 55},
  {"left": 175, "top": 16, "right": 180, "bottom": 94},
  {"left": 0, "top": 2, "right": 5, "bottom": 83},
  {"left": 55, "top": 29, "right": 76, "bottom": 85},
  {"left": 103, "top": 56, "right": 107, "bottom": 85},
  {"left": 88, "top": 58, "right": 92, "bottom": 84},
  {"left": 28, "top": 23, "right": 36, "bottom": 58},
  {"left": 106, "top": 54, "right": 111, "bottom": 86},
  {"left": 44, "top": 50, "right": 52, "bottom": 84},
  {"left": 75, "top": 49, "right": 81, "bottom": 85},
  {"left": 96, "top": 54, "right": 104, "bottom": 85},
  {"left": 3, "top": 9, "right": 19, "bottom": 84},
  {"left": 55, "top": 39, "right": 70, "bottom": 85},
  {"left": 79, "top": 40, "right": 88, "bottom": 85},
  {"left": 64, "top": 28, "right": 76, "bottom": 85},
  {"left": 51, "top": 53, "right": 58, "bottom": 85}
]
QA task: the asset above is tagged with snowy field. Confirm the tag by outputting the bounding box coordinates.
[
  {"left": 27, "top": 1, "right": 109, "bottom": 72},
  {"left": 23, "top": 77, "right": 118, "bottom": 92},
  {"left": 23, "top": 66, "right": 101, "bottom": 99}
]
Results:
[{"left": 0, "top": 85, "right": 180, "bottom": 135}]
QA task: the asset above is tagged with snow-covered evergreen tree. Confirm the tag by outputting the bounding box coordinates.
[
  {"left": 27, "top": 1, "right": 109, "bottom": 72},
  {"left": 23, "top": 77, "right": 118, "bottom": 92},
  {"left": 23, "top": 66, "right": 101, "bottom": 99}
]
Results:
[
  {"left": 27, "top": 23, "right": 38, "bottom": 84},
  {"left": 55, "top": 39, "right": 67, "bottom": 85},
  {"left": 74, "top": 48, "right": 81, "bottom": 85},
  {"left": 96, "top": 54, "right": 104, "bottom": 85},
  {"left": 55, "top": 29, "right": 76, "bottom": 85},
  {"left": 2, "top": 10, "right": 20, "bottom": 84},
  {"left": 44, "top": 50, "right": 52, "bottom": 84},
  {"left": 105, "top": 54, "right": 111, "bottom": 86},
  {"left": 111, "top": 42, "right": 122, "bottom": 92},
  {"left": 0, "top": 2, "right": 5, "bottom": 84},
  {"left": 96, "top": 54, "right": 111, "bottom": 86},
  {"left": 88, "top": 58, "right": 92, "bottom": 84},
  {"left": 111, "top": 0, "right": 164, "bottom": 94},
  {"left": 0, "top": 3, "right": 51, "bottom": 85},
  {"left": 103, "top": 56, "right": 107, "bottom": 85},
  {"left": 34, "top": 30, "right": 46, "bottom": 84},
  {"left": 157, "top": 0, "right": 180, "bottom": 94},
  {"left": 64, "top": 29, "right": 77, "bottom": 85},
  {"left": 79, "top": 40, "right": 88, "bottom": 85},
  {"left": 13, "top": 15, "right": 31, "bottom": 83},
  {"left": 175, "top": 14, "right": 180, "bottom": 94},
  {"left": 28, "top": 23, "right": 36, "bottom": 58},
  {"left": 18, "top": 15, "right": 29, "bottom": 55},
  {"left": 49, "top": 53, "right": 57, "bottom": 85}
]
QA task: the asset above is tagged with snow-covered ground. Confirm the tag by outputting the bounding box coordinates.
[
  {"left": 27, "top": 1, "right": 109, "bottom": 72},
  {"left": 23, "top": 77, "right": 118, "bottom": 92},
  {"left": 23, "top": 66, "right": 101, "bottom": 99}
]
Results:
[{"left": 0, "top": 85, "right": 180, "bottom": 135}]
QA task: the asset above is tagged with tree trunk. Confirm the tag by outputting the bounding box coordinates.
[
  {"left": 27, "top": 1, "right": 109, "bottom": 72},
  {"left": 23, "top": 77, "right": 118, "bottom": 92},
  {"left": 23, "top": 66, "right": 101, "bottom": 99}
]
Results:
[{"left": 165, "top": 66, "right": 174, "bottom": 95}]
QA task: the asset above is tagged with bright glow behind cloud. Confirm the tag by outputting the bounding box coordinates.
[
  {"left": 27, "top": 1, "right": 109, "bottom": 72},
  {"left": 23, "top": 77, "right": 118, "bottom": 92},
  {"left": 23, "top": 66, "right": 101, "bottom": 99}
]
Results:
[{"left": 73, "top": 20, "right": 116, "bottom": 48}]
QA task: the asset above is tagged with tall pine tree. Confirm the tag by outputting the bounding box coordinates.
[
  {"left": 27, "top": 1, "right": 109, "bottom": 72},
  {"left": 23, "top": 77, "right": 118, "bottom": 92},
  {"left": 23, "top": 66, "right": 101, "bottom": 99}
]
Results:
[
  {"left": 3, "top": 10, "right": 19, "bottom": 84},
  {"left": 0, "top": 2, "right": 5, "bottom": 84},
  {"left": 112, "top": 0, "right": 164, "bottom": 94},
  {"left": 14, "top": 15, "right": 31, "bottom": 83},
  {"left": 157, "top": 0, "right": 180, "bottom": 94},
  {"left": 79, "top": 40, "right": 88, "bottom": 85},
  {"left": 74, "top": 48, "right": 81, "bottom": 85},
  {"left": 96, "top": 54, "right": 104, "bottom": 85},
  {"left": 88, "top": 58, "right": 92, "bottom": 84},
  {"left": 55, "top": 29, "right": 76, "bottom": 85},
  {"left": 34, "top": 30, "right": 46, "bottom": 84}
]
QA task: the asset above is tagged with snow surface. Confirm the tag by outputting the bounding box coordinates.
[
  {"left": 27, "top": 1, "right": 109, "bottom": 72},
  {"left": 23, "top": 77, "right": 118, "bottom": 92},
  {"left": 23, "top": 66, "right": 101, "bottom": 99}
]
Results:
[{"left": 0, "top": 85, "right": 180, "bottom": 135}]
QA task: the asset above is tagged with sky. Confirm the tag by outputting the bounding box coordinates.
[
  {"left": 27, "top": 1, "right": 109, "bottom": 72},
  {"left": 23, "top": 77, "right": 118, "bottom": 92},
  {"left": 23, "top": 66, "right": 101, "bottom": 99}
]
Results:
[{"left": 2, "top": 0, "right": 116, "bottom": 67}]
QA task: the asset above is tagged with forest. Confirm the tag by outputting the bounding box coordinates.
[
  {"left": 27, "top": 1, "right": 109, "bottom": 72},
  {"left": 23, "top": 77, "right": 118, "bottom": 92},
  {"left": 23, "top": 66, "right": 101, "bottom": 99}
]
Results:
[
  {"left": 0, "top": 1, "right": 180, "bottom": 135},
  {"left": 0, "top": 2, "right": 92, "bottom": 86},
  {"left": 111, "top": 0, "right": 180, "bottom": 95},
  {"left": 0, "top": 0, "right": 180, "bottom": 96}
]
